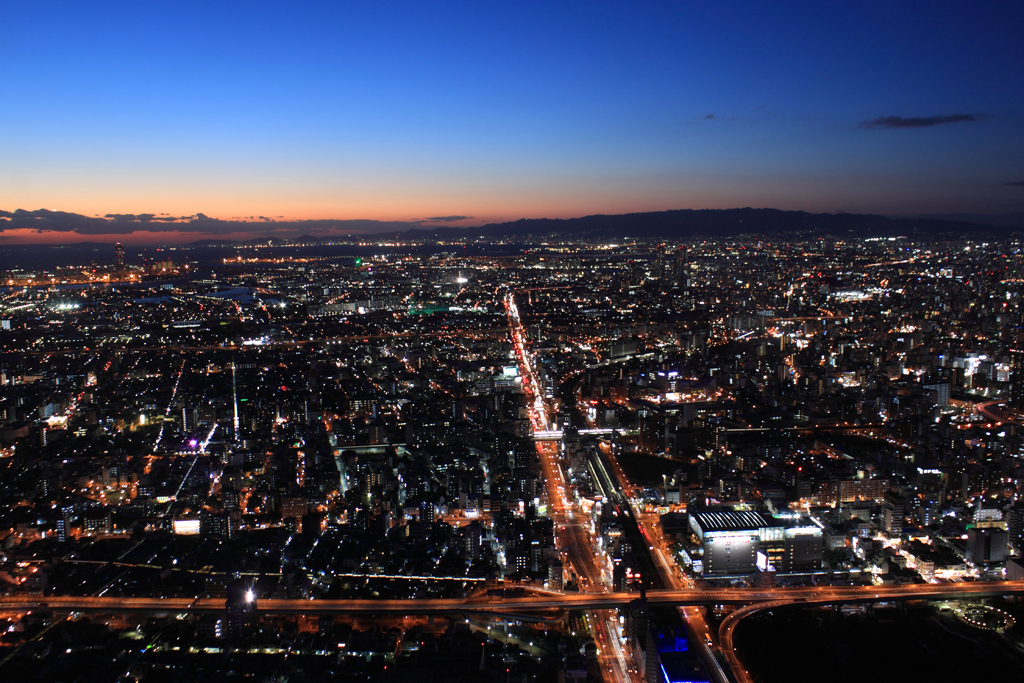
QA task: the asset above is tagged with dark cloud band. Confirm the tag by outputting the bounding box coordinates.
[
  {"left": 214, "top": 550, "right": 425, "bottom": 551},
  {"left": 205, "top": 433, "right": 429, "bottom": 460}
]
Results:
[
  {"left": 860, "top": 114, "right": 984, "bottom": 129},
  {"left": 0, "top": 209, "right": 469, "bottom": 236}
]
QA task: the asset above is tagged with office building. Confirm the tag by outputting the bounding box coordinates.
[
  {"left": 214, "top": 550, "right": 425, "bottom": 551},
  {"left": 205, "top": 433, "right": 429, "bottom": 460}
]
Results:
[
  {"left": 880, "top": 491, "right": 906, "bottom": 536},
  {"left": 966, "top": 527, "right": 1008, "bottom": 566}
]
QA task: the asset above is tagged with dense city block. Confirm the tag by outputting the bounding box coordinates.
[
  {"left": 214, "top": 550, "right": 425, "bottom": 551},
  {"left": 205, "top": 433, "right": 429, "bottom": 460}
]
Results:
[{"left": 2, "top": 235, "right": 1024, "bottom": 681}]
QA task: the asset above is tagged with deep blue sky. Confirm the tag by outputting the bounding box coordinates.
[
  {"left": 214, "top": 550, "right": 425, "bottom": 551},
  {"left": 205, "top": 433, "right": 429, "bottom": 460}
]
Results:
[{"left": 2, "top": 1, "right": 1022, "bottom": 241}]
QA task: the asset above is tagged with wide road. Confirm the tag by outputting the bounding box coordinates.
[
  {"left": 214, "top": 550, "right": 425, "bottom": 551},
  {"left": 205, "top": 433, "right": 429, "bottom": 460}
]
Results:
[
  {"left": 4, "top": 581, "right": 1022, "bottom": 618},
  {"left": 506, "top": 291, "right": 629, "bottom": 683}
]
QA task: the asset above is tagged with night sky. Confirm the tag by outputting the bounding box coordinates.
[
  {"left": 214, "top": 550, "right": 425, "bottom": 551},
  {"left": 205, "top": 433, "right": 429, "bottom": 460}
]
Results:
[{"left": 2, "top": 1, "right": 1022, "bottom": 242}]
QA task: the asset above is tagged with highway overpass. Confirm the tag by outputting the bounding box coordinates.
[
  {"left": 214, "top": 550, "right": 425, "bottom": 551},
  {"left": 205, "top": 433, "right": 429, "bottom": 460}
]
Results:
[{"left": 2, "top": 581, "right": 1022, "bottom": 618}]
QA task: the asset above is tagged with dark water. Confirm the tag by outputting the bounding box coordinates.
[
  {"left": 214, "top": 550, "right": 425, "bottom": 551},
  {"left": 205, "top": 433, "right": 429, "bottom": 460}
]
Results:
[
  {"left": 0, "top": 241, "right": 525, "bottom": 271},
  {"left": 0, "top": 242, "right": 372, "bottom": 271}
]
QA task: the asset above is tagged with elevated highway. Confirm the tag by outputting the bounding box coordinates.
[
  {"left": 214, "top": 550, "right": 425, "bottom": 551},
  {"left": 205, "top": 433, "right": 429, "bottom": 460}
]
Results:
[{"left": 2, "top": 581, "right": 1021, "bottom": 618}]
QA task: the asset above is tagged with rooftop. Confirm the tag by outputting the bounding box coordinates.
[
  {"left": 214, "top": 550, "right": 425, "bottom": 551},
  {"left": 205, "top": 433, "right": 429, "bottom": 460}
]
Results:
[{"left": 690, "top": 509, "right": 781, "bottom": 534}]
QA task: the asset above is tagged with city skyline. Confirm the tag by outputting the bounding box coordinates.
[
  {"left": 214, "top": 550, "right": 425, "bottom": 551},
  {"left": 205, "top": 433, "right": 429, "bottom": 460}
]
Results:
[{"left": 2, "top": 205, "right": 1021, "bottom": 249}]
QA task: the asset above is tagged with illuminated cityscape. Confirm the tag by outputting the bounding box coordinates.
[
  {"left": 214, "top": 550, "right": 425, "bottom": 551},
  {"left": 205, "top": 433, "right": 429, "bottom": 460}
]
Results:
[
  {"left": 3, "top": 2, "right": 1024, "bottom": 681},
  {"left": 1, "top": 232, "right": 1024, "bottom": 681}
]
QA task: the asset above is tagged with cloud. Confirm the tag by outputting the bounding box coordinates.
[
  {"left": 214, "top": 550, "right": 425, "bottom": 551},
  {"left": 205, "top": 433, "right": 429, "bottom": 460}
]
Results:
[
  {"left": 0, "top": 208, "right": 477, "bottom": 238},
  {"left": 1005, "top": 181, "right": 1024, "bottom": 187},
  {"left": 690, "top": 113, "right": 735, "bottom": 123},
  {"left": 859, "top": 114, "right": 985, "bottom": 129},
  {"left": 103, "top": 213, "right": 189, "bottom": 223}
]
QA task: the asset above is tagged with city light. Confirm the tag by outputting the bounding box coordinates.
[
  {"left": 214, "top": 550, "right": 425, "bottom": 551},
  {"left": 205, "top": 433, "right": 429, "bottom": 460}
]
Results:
[{"left": 1, "top": 216, "right": 1021, "bottom": 683}]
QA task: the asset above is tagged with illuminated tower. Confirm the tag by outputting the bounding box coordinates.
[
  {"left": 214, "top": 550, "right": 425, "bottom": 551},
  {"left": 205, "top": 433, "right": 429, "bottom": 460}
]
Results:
[{"left": 114, "top": 243, "right": 125, "bottom": 270}]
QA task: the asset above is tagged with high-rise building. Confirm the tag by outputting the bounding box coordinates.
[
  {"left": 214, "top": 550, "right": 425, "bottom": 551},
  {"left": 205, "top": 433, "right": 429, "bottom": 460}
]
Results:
[
  {"left": 816, "top": 478, "right": 890, "bottom": 506},
  {"left": 200, "top": 509, "right": 233, "bottom": 539},
  {"left": 114, "top": 242, "right": 125, "bottom": 270},
  {"left": 966, "top": 527, "right": 1008, "bottom": 566},
  {"left": 673, "top": 246, "right": 689, "bottom": 288},
  {"left": 1007, "top": 503, "right": 1024, "bottom": 555},
  {"left": 225, "top": 580, "right": 257, "bottom": 639},
  {"left": 880, "top": 491, "right": 906, "bottom": 536},
  {"left": 56, "top": 507, "right": 72, "bottom": 543},
  {"left": 548, "top": 558, "right": 564, "bottom": 590},
  {"left": 1011, "top": 348, "right": 1024, "bottom": 411},
  {"left": 626, "top": 260, "right": 641, "bottom": 289},
  {"left": 923, "top": 381, "right": 950, "bottom": 407},
  {"left": 655, "top": 243, "right": 666, "bottom": 280}
]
